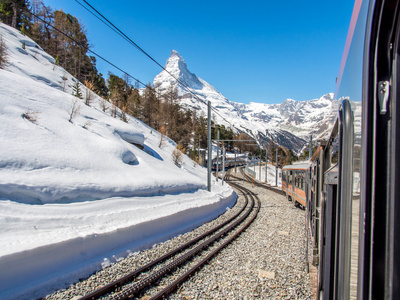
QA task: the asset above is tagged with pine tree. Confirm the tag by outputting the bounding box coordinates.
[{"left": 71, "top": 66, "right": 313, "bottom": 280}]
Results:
[
  {"left": 72, "top": 81, "right": 82, "bottom": 99},
  {"left": 0, "top": 0, "right": 31, "bottom": 30}
]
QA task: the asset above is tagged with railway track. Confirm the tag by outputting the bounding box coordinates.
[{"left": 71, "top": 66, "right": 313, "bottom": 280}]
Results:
[
  {"left": 78, "top": 175, "right": 260, "bottom": 300},
  {"left": 226, "top": 167, "right": 285, "bottom": 196}
]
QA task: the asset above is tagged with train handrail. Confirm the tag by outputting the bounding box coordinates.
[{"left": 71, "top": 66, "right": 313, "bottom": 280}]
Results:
[{"left": 337, "top": 99, "right": 354, "bottom": 299}]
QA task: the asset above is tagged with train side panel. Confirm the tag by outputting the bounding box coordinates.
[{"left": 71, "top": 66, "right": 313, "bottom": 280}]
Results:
[{"left": 282, "top": 165, "right": 309, "bottom": 207}]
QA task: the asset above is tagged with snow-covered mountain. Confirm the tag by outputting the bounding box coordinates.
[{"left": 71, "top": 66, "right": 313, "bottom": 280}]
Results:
[{"left": 154, "top": 51, "right": 338, "bottom": 153}]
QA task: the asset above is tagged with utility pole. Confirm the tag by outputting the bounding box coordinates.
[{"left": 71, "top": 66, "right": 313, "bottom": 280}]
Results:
[
  {"left": 265, "top": 148, "right": 268, "bottom": 184},
  {"left": 259, "top": 155, "right": 261, "bottom": 181},
  {"left": 234, "top": 152, "right": 237, "bottom": 173},
  {"left": 275, "top": 148, "right": 278, "bottom": 186},
  {"left": 197, "top": 135, "right": 200, "bottom": 166},
  {"left": 222, "top": 146, "right": 225, "bottom": 185},
  {"left": 207, "top": 101, "right": 212, "bottom": 192},
  {"left": 216, "top": 130, "right": 220, "bottom": 181}
]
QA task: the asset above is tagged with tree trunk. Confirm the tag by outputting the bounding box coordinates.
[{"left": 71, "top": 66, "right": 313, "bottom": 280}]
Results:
[{"left": 11, "top": 2, "right": 17, "bottom": 28}]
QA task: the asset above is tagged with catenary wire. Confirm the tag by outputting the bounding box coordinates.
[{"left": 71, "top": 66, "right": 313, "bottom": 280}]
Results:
[
  {"left": 75, "top": 0, "right": 236, "bottom": 128},
  {"left": 74, "top": 0, "right": 134, "bottom": 48},
  {"left": 29, "top": 11, "right": 147, "bottom": 88}
]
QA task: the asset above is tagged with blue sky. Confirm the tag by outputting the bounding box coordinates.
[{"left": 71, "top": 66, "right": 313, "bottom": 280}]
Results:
[{"left": 47, "top": 0, "right": 355, "bottom": 104}]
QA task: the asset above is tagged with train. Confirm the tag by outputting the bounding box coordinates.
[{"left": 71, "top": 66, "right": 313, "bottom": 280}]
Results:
[
  {"left": 282, "top": 163, "right": 309, "bottom": 208},
  {"left": 281, "top": 0, "right": 399, "bottom": 298}
]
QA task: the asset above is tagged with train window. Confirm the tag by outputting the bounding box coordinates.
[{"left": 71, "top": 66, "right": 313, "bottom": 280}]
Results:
[{"left": 330, "top": 134, "right": 339, "bottom": 165}]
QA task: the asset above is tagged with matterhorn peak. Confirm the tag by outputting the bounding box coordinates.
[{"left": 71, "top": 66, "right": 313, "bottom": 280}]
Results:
[
  {"left": 155, "top": 50, "right": 204, "bottom": 91},
  {"left": 170, "top": 50, "right": 182, "bottom": 59},
  {"left": 165, "top": 50, "right": 188, "bottom": 74}
]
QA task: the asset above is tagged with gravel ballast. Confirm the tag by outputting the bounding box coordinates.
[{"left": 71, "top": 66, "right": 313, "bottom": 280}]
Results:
[{"left": 46, "top": 175, "right": 311, "bottom": 299}]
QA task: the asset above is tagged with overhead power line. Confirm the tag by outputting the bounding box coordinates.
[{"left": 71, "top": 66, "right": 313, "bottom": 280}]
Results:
[
  {"left": 75, "top": 0, "right": 235, "bottom": 128},
  {"left": 76, "top": 0, "right": 198, "bottom": 97},
  {"left": 29, "top": 11, "right": 148, "bottom": 88}
]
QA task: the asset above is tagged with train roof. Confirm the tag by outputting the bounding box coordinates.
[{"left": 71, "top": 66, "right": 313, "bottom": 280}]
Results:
[{"left": 282, "top": 162, "right": 311, "bottom": 170}]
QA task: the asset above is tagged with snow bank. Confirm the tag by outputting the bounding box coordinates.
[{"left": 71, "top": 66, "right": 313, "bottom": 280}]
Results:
[
  {"left": 0, "top": 22, "right": 235, "bottom": 299},
  {"left": 0, "top": 187, "right": 236, "bottom": 300}
]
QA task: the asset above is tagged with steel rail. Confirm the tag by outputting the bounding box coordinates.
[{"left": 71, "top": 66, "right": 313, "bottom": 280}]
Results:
[
  {"left": 239, "top": 167, "right": 285, "bottom": 196},
  {"left": 149, "top": 181, "right": 261, "bottom": 300},
  {"left": 79, "top": 176, "right": 249, "bottom": 300},
  {"left": 112, "top": 183, "right": 256, "bottom": 300}
]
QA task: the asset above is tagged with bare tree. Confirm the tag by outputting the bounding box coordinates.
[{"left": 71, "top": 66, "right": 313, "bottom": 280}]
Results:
[
  {"left": 110, "top": 101, "right": 118, "bottom": 118},
  {"left": 68, "top": 98, "right": 81, "bottom": 123},
  {"left": 0, "top": 34, "right": 8, "bottom": 69},
  {"left": 159, "top": 125, "right": 166, "bottom": 148},
  {"left": 61, "top": 73, "right": 68, "bottom": 91},
  {"left": 120, "top": 105, "right": 128, "bottom": 123},
  {"left": 84, "top": 79, "right": 94, "bottom": 106},
  {"left": 100, "top": 98, "right": 108, "bottom": 112}
]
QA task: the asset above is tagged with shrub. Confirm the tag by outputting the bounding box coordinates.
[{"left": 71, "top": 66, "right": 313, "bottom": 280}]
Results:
[
  {"left": 22, "top": 110, "right": 39, "bottom": 124},
  {"left": 172, "top": 144, "right": 186, "bottom": 167}
]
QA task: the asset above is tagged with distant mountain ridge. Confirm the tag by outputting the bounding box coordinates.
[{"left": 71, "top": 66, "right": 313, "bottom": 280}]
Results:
[{"left": 154, "top": 50, "right": 337, "bottom": 153}]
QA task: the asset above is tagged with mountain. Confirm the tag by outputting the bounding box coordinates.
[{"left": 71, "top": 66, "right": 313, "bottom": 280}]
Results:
[{"left": 154, "top": 51, "right": 337, "bottom": 153}]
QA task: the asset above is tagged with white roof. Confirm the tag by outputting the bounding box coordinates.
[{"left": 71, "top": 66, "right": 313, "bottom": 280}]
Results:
[{"left": 282, "top": 162, "right": 310, "bottom": 170}]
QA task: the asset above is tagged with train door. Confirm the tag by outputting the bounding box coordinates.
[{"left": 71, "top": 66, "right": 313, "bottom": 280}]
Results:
[
  {"left": 359, "top": 0, "right": 400, "bottom": 298},
  {"left": 289, "top": 170, "right": 294, "bottom": 198}
]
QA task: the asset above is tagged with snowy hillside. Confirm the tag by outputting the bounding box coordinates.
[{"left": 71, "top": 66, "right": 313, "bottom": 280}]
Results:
[
  {"left": 0, "top": 23, "right": 236, "bottom": 300},
  {"left": 154, "top": 51, "right": 337, "bottom": 153}
]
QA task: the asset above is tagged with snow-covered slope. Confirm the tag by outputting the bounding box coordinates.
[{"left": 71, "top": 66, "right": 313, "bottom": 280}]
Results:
[
  {"left": 0, "top": 23, "right": 236, "bottom": 300},
  {"left": 154, "top": 51, "right": 337, "bottom": 153}
]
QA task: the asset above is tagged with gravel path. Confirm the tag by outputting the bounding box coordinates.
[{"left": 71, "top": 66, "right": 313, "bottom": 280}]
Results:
[{"left": 46, "top": 174, "right": 311, "bottom": 300}]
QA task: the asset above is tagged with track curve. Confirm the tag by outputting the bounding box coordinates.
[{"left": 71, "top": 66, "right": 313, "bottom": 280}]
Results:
[{"left": 78, "top": 175, "right": 260, "bottom": 300}]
